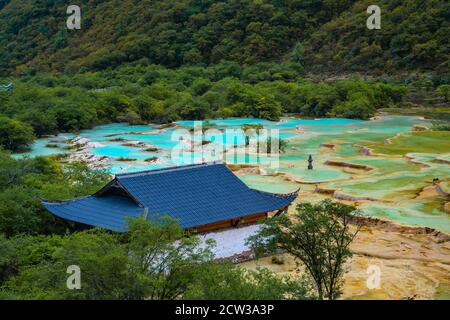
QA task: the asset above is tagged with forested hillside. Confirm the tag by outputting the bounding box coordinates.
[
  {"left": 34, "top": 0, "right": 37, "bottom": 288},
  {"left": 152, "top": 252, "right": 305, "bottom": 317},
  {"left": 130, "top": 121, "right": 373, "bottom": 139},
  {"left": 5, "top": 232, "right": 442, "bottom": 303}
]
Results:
[
  {"left": 0, "top": 0, "right": 448, "bottom": 75},
  {"left": 0, "top": 0, "right": 356, "bottom": 74},
  {"left": 306, "top": 0, "right": 450, "bottom": 73}
]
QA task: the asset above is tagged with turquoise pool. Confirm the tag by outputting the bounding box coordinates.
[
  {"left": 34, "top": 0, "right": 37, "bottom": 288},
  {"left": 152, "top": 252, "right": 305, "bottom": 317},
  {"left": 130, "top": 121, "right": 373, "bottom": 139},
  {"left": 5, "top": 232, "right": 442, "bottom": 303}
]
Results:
[{"left": 15, "top": 115, "right": 450, "bottom": 232}]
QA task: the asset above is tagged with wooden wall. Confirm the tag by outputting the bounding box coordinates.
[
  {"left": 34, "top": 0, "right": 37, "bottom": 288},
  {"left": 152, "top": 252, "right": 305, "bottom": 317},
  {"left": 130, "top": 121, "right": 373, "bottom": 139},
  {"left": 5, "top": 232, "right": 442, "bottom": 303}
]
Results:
[{"left": 190, "top": 212, "right": 268, "bottom": 233}]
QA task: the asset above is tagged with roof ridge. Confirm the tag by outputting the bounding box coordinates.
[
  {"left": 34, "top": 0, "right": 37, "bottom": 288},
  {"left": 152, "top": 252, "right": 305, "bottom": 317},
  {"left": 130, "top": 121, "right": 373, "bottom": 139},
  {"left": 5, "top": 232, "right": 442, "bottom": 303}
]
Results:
[{"left": 115, "top": 161, "right": 223, "bottom": 178}]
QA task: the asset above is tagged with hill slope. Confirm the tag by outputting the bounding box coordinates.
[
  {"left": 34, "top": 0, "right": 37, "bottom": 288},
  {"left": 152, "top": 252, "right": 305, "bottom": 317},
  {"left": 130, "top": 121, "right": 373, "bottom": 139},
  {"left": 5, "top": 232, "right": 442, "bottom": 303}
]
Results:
[
  {"left": 0, "top": 0, "right": 354, "bottom": 74},
  {"left": 0, "top": 0, "right": 448, "bottom": 75},
  {"left": 305, "top": 0, "right": 450, "bottom": 74}
]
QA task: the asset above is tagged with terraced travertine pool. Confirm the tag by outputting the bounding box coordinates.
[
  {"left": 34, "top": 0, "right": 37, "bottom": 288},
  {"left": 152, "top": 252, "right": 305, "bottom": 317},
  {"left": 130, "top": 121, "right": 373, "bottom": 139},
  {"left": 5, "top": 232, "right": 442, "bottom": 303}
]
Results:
[{"left": 14, "top": 116, "right": 450, "bottom": 232}]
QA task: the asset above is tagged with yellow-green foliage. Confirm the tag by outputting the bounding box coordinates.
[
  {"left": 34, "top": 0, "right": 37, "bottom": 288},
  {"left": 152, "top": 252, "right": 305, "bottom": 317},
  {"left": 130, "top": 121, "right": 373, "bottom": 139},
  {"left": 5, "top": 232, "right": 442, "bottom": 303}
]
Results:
[
  {"left": 305, "top": 0, "right": 449, "bottom": 73},
  {"left": 0, "top": 0, "right": 447, "bottom": 74},
  {"left": 0, "top": 0, "right": 353, "bottom": 74}
]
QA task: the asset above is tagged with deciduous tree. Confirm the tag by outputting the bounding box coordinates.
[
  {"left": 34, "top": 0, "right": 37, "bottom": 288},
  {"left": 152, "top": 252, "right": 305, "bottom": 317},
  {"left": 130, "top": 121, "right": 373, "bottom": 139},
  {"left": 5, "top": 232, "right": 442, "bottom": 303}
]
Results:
[{"left": 248, "top": 200, "right": 361, "bottom": 300}]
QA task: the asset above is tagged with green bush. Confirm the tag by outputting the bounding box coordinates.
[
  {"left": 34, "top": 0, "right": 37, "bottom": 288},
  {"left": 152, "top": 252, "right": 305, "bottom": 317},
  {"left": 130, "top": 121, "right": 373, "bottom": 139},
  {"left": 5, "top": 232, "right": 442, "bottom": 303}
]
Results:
[{"left": 0, "top": 117, "right": 34, "bottom": 152}]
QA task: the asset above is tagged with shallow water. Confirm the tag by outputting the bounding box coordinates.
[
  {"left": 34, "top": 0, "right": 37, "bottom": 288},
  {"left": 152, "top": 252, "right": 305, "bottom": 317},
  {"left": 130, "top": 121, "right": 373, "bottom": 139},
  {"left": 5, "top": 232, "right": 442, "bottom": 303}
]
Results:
[
  {"left": 360, "top": 198, "right": 450, "bottom": 233},
  {"left": 15, "top": 116, "right": 450, "bottom": 232}
]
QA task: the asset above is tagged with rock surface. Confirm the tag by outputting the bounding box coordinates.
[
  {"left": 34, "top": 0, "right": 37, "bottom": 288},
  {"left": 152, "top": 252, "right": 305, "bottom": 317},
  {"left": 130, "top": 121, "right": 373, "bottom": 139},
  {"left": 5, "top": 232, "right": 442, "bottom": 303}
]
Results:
[
  {"left": 413, "top": 124, "right": 429, "bottom": 132},
  {"left": 445, "top": 202, "right": 450, "bottom": 214},
  {"left": 240, "top": 219, "right": 450, "bottom": 300}
]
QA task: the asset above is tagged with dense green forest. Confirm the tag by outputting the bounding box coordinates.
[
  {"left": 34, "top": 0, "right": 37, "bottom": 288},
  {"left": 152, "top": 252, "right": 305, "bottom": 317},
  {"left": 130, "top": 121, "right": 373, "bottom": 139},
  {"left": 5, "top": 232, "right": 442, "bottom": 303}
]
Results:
[
  {"left": 1, "top": 63, "right": 410, "bottom": 151},
  {"left": 0, "top": 0, "right": 448, "bottom": 75},
  {"left": 306, "top": 0, "right": 450, "bottom": 73}
]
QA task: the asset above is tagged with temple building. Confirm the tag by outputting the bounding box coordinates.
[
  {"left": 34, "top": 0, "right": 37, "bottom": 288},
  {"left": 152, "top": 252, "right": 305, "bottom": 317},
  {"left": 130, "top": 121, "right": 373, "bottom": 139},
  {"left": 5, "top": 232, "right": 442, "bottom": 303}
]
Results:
[{"left": 41, "top": 163, "right": 298, "bottom": 233}]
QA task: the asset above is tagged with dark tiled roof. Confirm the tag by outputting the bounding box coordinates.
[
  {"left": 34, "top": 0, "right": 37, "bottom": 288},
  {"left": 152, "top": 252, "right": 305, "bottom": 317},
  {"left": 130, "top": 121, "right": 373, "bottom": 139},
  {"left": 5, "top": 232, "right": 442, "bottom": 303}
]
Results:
[
  {"left": 41, "top": 195, "right": 143, "bottom": 232},
  {"left": 42, "top": 163, "right": 298, "bottom": 232}
]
